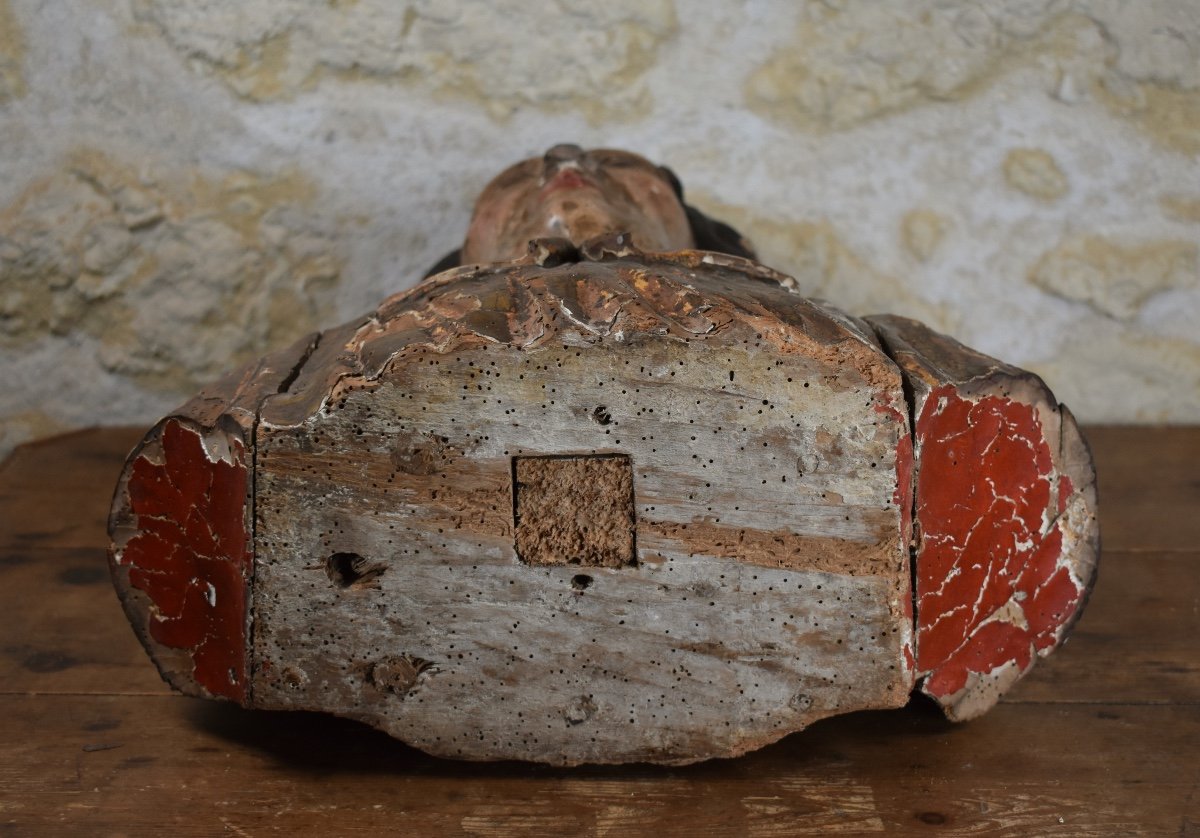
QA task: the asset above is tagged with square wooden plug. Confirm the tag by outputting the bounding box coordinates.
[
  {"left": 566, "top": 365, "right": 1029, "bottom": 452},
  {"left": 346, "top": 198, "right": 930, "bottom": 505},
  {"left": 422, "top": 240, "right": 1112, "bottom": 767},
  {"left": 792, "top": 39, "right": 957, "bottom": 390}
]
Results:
[{"left": 512, "top": 454, "right": 636, "bottom": 567}]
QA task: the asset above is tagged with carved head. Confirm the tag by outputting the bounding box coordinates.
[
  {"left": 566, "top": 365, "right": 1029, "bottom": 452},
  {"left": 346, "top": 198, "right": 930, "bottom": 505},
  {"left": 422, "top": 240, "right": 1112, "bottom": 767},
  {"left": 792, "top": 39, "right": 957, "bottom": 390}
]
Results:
[
  {"left": 429, "top": 144, "right": 755, "bottom": 275},
  {"left": 461, "top": 144, "right": 693, "bottom": 262}
]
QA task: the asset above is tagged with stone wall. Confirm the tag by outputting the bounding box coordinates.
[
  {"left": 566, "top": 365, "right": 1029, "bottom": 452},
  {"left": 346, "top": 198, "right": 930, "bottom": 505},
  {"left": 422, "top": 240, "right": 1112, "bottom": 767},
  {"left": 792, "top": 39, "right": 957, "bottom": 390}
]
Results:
[{"left": 2, "top": 0, "right": 1197, "bottom": 455}]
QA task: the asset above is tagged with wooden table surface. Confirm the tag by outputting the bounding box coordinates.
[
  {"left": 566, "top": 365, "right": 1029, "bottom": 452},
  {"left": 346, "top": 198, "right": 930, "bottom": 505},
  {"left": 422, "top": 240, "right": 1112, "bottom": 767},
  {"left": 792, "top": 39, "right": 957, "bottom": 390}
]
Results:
[{"left": 1, "top": 426, "right": 1196, "bottom": 837}]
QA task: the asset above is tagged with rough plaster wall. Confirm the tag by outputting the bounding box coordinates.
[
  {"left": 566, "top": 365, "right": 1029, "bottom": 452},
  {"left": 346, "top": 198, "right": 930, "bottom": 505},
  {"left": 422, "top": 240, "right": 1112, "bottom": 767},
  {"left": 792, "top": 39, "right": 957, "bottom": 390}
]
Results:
[{"left": 1, "top": 0, "right": 1198, "bottom": 456}]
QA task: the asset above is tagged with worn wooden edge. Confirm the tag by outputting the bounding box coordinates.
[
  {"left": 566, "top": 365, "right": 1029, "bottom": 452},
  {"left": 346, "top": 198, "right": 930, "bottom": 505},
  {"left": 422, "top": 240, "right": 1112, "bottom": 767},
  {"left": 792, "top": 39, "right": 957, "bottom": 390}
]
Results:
[
  {"left": 256, "top": 317, "right": 372, "bottom": 429},
  {"left": 261, "top": 241, "right": 896, "bottom": 432},
  {"left": 176, "top": 331, "right": 322, "bottom": 431},
  {"left": 408, "top": 238, "right": 802, "bottom": 304},
  {"left": 866, "top": 314, "right": 1100, "bottom": 721},
  {"left": 1052, "top": 403, "right": 1101, "bottom": 638},
  {"left": 106, "top": 333, "right": 321, "bottom": 705}
]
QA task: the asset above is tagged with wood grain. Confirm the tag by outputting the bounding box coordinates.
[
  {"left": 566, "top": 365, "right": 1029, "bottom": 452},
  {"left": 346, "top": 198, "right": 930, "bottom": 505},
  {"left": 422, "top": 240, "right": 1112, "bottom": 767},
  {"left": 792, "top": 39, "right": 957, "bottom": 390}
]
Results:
[
  {"left": 2, "top": 426, "right": 1197, "bottom": 836},
  {"left": 251, "top": 252, "right": 916, "bottom": 764}
]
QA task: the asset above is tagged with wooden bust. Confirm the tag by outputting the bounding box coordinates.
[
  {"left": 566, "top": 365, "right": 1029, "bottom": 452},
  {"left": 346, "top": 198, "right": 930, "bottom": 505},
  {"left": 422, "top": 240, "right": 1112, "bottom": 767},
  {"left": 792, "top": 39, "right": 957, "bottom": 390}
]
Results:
[{"left": 108, "top": 145, "right": 1099, "bottom": 765}]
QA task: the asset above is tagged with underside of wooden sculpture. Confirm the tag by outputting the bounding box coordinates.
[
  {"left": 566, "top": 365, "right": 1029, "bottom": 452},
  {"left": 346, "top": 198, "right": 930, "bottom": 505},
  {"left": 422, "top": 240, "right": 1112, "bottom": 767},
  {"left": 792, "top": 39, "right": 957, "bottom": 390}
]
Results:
[{"left": 108, "top": 146, "right": 1098, "bottom": 765}]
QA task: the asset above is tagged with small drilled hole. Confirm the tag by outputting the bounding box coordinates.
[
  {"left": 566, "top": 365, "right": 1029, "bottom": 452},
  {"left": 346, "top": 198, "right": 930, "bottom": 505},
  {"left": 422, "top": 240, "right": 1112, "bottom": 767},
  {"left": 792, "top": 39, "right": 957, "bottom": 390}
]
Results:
[
  {"left": 325, "top": 552, "right": 384, "bottom": 588},
  {"left": 572, "top": 574, "right": 593, "bottom": 591}
]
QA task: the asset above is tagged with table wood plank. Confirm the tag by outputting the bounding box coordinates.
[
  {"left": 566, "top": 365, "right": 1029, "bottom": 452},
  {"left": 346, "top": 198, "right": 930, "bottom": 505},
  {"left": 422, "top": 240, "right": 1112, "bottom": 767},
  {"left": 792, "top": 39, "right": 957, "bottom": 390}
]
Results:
[
  {"left": 0, "top": 428, "right": 143, "bottom": 552},
  {"left": 1085, "top": 425, "right": 1200, "bottom": 553},
  {"left": 0, "top": 428, "right": 168, "bottom": 696},
  {"left": 0, "top": 545, "right": 169, "bottom": 695},
  {"left": 0, "top": 694, "right": 1196, "bottom": 836}
]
